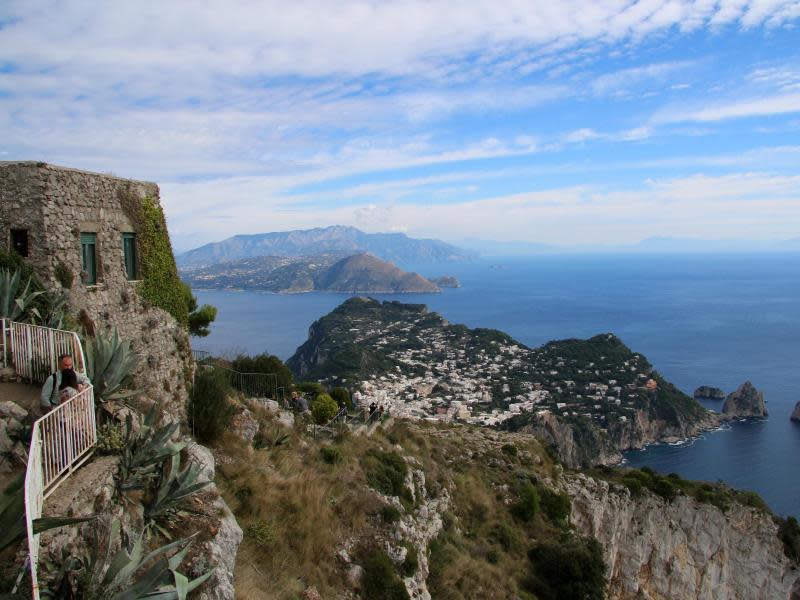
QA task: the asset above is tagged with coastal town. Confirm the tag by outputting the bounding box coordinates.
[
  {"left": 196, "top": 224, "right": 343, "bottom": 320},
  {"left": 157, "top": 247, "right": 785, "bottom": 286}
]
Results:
[{"left": 291, "top": 298, "right": 669, "bottom": 433}]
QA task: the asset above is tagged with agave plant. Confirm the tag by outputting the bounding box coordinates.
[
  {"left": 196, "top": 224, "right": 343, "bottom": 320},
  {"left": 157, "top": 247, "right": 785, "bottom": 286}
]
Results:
[
  {"left": 118, "top": 406, "right": 186, "bottom": 494},
  {"left": 0, "top": 475, "right": 94, "bottom": 553},
  {"left": 253, "top": 426, "right": 290, "bottom": 450},
  {"left": 41, "top": 520, "right": 214, "bottom": 600},
  {"left": 0, "top": 268, "right": 44, "bottom": 322},
  {"left": 86, "top": 329, "right": 141, "bottom": 404},
  {"left": 36, "top": 291, "right": 69, "bottom": 330},
  {"left": 144, "top": 453, "right": 211, "bottom": 524}
]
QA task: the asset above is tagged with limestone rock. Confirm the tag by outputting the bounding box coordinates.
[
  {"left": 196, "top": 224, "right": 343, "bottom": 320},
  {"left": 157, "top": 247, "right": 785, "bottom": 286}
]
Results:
[
  {"left": 230, "top": 406, "right": 259, "bottom": 443},
  {"left": 346, "top": 564, "right": 364, "bottom": 589},
  {"left": 722, "top": 381, "right": 767, "bottom": 418},
  {"left": 564, "top": 474, "right": 799, "bottom": 599},
  {"left": 0, "top": 400, "right": 28, "bottom": 420},
  {"left": 276, "top": 410, "right": 295, "bottom": 428},
  {"left": 0, "top": 421, "right": 13, "bottom": 454},
  {"left": 195, "top": 492, "right": 243, "bottom": 600},
  {"left": 791, "top": 401, "right": 800, "bottom": 422},
  {"left": 186, "top": 441, "right": 216, "bottom": 483},
  {"left": 299, "top": 587, "right": 322, "bottom": 600},
  {"left": 693, "top": 385, "right": 725, "bottom": 400},
  {"left": 189, "top": 442, "right": 242, "bottom": 600}
]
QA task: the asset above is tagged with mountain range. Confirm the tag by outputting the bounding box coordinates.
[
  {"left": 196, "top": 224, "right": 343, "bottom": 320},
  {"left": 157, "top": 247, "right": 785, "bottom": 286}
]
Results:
[{"left": 177, "top": 225, "right": 473, "bottom": 267}]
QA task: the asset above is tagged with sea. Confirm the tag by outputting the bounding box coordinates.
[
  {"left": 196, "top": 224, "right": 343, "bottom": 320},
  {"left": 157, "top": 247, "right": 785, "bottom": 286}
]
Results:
[{"left": 192, "top": 253, "right": 800, "bottom": 517}]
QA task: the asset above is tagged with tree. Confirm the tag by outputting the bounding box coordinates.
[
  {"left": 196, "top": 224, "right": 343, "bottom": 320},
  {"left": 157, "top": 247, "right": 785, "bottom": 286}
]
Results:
[
  {"left": 230, "top": 353, "right": 293, "bottom": 391},
  {"left": 330, "top": 387, "right": 352, "bottom": 409},
  {"left": 190, "top": 367, "right": 235, "bottom": 443},
  {"left": 181, "top": 282, "right": 217, "bottom": 337},
  {"left": 311, "top": 393, "right": 339, "bottom": 425}
]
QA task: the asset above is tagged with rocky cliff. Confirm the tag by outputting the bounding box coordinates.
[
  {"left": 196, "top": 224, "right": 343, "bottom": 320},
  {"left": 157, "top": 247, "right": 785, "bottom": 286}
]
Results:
[
  {"left": 565, "top": 473, "right": 800, "bottom": 600},
  {"left": 722, "top": 381, "right": 768, "bottom": 418},
  {"left": 791, "top": 402, "right": 800, "bottom": 422}
]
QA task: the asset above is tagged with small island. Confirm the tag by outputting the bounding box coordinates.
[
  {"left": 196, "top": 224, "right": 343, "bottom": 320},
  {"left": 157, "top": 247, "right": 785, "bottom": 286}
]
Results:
[
  {"left": 180, "top": 252, "right": 443, "bottom": 294},
  {"left": 694, "top": 385, "right": 725, "bottom": 400},
  {"left": 430, "top": 275, "right": 460, "bottom": 288},
  {"left": 791, "top": 401, "right": 800, "bottom": 422}
]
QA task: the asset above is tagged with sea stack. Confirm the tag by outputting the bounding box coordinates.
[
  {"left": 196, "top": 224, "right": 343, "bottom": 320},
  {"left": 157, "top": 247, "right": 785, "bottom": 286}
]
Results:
[
  {"left": 790, "top": 402, "right": 800, "bottom": 422},
  {"left": 693, "top": 385, "right": 725, "bottom": 400},
  {"left": 722, "top": 381, "right": 767, "bottom": 418}
]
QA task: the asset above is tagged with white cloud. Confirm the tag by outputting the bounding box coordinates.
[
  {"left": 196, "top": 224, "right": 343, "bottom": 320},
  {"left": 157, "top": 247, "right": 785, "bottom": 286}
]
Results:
[
  {"left": 162, "top": 171, "right": 800, "bottom": 251},
  {"left": 656, "top": 92, "right": 800, "bottom": 122},
  {"left": 590, "top": 60, "right": 697, "bottom": 96}
]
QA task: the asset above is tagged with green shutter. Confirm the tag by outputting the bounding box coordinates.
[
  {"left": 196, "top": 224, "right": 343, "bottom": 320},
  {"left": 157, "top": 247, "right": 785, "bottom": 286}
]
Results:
[
  {"left": 123, "top": 233, "right": 137, "bottom": 280},
  {"left": 80, "top": 232, "right": 97, "bottom": 284}
]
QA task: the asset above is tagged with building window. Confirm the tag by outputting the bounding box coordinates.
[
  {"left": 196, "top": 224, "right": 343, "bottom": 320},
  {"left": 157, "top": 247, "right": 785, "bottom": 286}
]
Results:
[
  {"left": 80, "top": 232, "right": 97, "bottom": 285},
  {"left": 10, "top": 229, "right": 28, "bottom": 257},
  {"left": 123, "top": 233, "right": 137, "bottom": 280}
]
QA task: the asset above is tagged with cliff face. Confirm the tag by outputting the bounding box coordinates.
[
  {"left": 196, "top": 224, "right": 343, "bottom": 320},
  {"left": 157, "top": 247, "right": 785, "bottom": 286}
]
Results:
[
  {"left": 722, "top": 381, "right": 768, "bottom": 418},
  {"left": 791, "top": 402, "right": 800, "bottom": 422},
  {"left": 565, "top": 474, "right": 800, "bottom": 600}
]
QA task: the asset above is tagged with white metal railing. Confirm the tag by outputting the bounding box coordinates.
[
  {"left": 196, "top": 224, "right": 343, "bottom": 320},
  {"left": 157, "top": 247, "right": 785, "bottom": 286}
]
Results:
[
  {"left": 25, "top": 385, "right": 97, "bottom": 600},
  {"left": 1, "top": 318, "right": 11, "bottom": 369},
  {"left": 3, "top": 319, "right": 86, "bottom": 383}
]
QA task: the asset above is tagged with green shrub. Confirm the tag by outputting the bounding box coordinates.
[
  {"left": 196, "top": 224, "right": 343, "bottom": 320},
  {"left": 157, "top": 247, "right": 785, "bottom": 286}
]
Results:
[
  {"left": 490, "top": 522, "right": 520, "bottom": 552},
  {"left": 486, "top": 547, "right": 500, "bottom": 564},
  {"left": 622, "top": 476, "right": 643, "bottom": 497},
  {"left": 311, "top": 393, "right": 340, "bottom": 424},
  {"left": 401, "top": 542, "right": 419, "bottom": 576},
  {"left": 330, "top": 387, "right": 352, "bottom": 409},
  {"left": 96, "top": 423, "right": 125, "bottom": 455},
  {"left": 361, "top": 549, "right": 410, "bottom": 600},
  {"left": 246, "top": 519, "right": 277, "bottom": 549},
  {"left": 540, "top": 487, "right": 571, "bottom": 525},
  {"left": 54, "top": 261, "right": 73, "bottom": 289},
  {"left": 190, "top": 367, "right": 235, "bottom": 443},
  {"left": 296, "top": 381, "right": 325, "bottom": 396},
  {"left": 735, "top": 490, "right": 769, "bottom": 512},
  {"left": 650, "top": 477, "right": 678, "bottom": 502},
  {"left": 501, "top": 443, "right": 517, "bottom": 457},
  {"left": 381, "top": 504, "right": 401, "bottom": 524},
  {"left": 427, "top": 534, "right": 454, "bottom": 595},
  {"left": 526, "top": 535, "right": 606, "bottom": 600},
  {"left": 512, "top": 481, "right": 540, "bottom": 522},
  {"left": 230, "top": 353, "right": 293, "bottom": 392},
  {"left": 363, "top": 449, "right": 408, "bottom": 498},
  {"left": 320, "top": 446, "right": 343, "bottom": 465}
]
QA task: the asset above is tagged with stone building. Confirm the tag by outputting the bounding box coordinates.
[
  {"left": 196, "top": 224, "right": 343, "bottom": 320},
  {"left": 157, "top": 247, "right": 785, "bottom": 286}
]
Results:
[{"left": 0, "top": 161, "right": 193, "bottom": 420}]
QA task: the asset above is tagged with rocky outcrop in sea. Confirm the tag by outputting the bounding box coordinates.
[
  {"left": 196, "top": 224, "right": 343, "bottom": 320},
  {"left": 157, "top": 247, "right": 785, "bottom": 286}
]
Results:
[
  {"left": 791, "top": 401, "right": 800, "bottom": 422},
  {"left": 693, "top": 385, "right": 725, "bottom": 399},
  {"left": 722, "top": 381, "right": 768, "bottom": 418}
]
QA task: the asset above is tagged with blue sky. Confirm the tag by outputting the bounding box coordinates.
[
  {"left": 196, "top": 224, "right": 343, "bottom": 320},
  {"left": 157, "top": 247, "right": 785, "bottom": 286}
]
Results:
[{"left": 1, "top": 1, "right": 799, "bottom": 252}]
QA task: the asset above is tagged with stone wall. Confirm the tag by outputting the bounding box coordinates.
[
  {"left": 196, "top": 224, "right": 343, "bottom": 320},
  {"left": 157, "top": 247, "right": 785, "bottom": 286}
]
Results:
[{"left": 0, "top": 161, "right": 193, "bottom": 421}]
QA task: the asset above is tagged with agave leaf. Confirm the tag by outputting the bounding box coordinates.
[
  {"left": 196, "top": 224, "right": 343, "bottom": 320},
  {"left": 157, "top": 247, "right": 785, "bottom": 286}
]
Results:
[
  {"left": 172, "top": 570, "right": 189, "bottom": 600},
  {"left": 33, "top": 514, "right": 95, "bottom": 533},
  {"left": 102, "top": 529, "right": 145, "bottom": 590}
]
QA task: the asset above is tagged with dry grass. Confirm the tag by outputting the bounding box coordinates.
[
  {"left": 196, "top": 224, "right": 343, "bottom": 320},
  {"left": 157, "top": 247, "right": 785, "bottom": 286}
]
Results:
[
  {"left": 213, "top": 407, "right": 560, "bottom": 600},
  {"left": 215, "top": 412, "right": 383, "bottom": 598}
]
